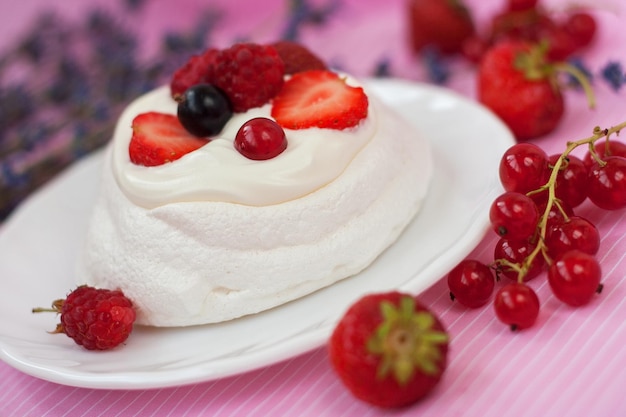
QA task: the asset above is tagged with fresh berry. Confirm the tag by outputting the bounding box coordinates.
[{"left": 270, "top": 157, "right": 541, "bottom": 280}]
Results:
[
  {"left": 477, "top": 40, "right": 564, "bottom": 141},
  {"left": 499, "top": 142, "right": 550, "bottom": 194},
  {"left": 545, "top": 215, "right": 600, "bottom": 261},
  {"left": 169, "top": 43, "right": 285, "bottom": 112},
  {"left": 170, "top": 48, "right": 218, "bottom": 99},
  {"left": 583, "top": 139, "right": 626, "bottom": 168},
  {"left": 447, "top": 259, "right": 495, "bottom": 308},
  {"left": 176, "top": 84, "right": 232, "bottom": 137},
  {"left": 565, "top": 12, "right": 596, "bottom": 49},
  {"left": 129, "top": 112, "right": 209, "bottom": 167},
  {"left": 536, "top": 199, "right": 575, "bottom": 230},
  {"left": 493, "top": 282, "right": 540, "bottom": 330},
  {"left": 329, "top": 292, "right": 449, "bottom": 408},
  {"left": 494, "top": 238, "right": 545, "bottom": 281},
  {"left": 587, "top": 156, "right": 626, "bottom": 210},
  {"left": 548, "top": 250, "right": 602, "bottom": 306},
  {"left": 234, "top": 117, "right": 287, "bottom": 160},
  {"left": 489, "top": 191, "right": 540, "bottom": 240},
  {"left": 476, "top": 120, "right": 626, "bottom": 332},
  {"left": 271, "top": 40, "right": 327, "bottom": 74},
  {"left": 542, "top": 24, "right": 579, "bottom": 61},
  {"left": 271, "top": 70, "right": 368, "bottom": 130},
  {"left": 408, "top": 0, "right": 475, "bottom": 55},
  {"left": 549, "top": 154, "right": 588, "bottom": 208},
  {"left": 530, "top": 154, "right": 589, "bottom": 207},
  {"left": 474, "top": 4, "right": 596, "bottom": 65},
  {"left": 489, "top": 7, "right": 550, "bottom": 44},
  {"left": 32, "top": 285, "right": 136, "bottom": 350},
  {"left": 212, "top": 43, "right": 285, "bottom": 113}
]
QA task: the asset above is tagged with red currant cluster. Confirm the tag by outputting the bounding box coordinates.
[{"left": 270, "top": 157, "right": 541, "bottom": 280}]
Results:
[
  {"left": 463, "top": 0, "right": 597, "bottom": 63},
  {"left": 448, "top": 120, "right": 626, "bottom": 330}
]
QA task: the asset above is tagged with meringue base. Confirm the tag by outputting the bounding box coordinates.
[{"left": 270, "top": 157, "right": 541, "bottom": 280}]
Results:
[{"left": 77, "top": 96, "right": 432, "bottom": 327}]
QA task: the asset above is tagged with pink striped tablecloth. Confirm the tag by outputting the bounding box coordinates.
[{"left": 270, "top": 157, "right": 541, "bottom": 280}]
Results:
[{"left": 2, "top": 0, "right": 626, "bottom": 416}]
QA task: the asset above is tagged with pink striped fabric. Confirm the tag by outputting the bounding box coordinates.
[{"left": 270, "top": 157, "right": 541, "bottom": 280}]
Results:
[{"left": 2, "top": 0, "right": 626, "bottom": 416}]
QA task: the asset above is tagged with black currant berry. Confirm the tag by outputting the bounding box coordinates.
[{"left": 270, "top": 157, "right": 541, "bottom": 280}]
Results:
[{"left": 177, "top": 84, "right": 232, "bottom": 137}]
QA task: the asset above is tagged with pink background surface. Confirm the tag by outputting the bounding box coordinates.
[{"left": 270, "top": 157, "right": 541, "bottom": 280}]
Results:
[{"left": 2, "top": 0, "right": 626, "bottom": 416}]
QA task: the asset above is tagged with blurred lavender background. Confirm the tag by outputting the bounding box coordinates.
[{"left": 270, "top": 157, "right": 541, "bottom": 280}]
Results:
[
  {"left": 0, "top": 0, "right": 384, "bottom": 221},
  {"left": 2, "top": 0, "right": 622, "bottom": 221}
]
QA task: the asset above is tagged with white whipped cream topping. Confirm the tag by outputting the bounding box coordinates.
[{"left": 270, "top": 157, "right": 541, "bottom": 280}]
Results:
[
  {"left": 113, "top": 81, "right": 375, "bottom": 208},
  {"left": 78, "top": 80, "right": 433, "bottom": 327}
]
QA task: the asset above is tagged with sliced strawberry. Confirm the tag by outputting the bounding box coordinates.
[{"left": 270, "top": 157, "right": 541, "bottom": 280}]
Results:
[
  {"left": 271, "top": 70, "right": 368, "bottom": 130},
  {"left": 129, "top": 112, "right": 209, "bottom": 167}
]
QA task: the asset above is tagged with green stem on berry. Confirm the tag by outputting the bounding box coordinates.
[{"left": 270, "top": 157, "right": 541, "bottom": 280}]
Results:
[
  {"left": 516, "top": 121, "right": 626, "bottom": 283},
  {"left": 553, "top": 62, "right": 596, "bottom": 109},
  {"left": 494, "top": 258, "right": 524, "bottom": 277},
  {"left": 552, "top": 199, "right": 571, "bottom": 223},
  {"left": 585, "top": 125, "right": 626, "bottom": 167},
  {"left": 514, "top": 42, "right": 595, "bottom": 110},
  {"left": 586, "top": 128, "right": 609, "bottom": 166}
]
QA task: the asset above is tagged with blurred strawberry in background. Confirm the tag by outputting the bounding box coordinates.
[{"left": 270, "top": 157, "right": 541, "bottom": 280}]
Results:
[{"left": 407, "top": 0, "right": 475, "bottom": 55}]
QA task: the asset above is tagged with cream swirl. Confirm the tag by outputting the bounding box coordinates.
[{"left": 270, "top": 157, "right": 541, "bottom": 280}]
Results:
[{"left": 111, "top": 80, "right": 376, "bottom": 208}]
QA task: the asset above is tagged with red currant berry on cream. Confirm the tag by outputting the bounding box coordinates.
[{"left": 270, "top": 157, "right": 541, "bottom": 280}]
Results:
[{"left": 234, "top": 117, "right": 287, "bottom": 160}]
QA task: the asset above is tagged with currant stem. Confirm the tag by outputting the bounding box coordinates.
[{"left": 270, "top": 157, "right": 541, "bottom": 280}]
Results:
[
  {"left": 516, "top": 120, "right": 626, "bottom": 283},
  {"left": 552, "top": 200, "right": 571, "bottom": 223}
]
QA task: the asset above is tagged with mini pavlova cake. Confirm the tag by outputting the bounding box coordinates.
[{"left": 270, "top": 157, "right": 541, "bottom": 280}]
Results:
[{"left": 77, "top": 42, "right": 433, "bottom": 327}]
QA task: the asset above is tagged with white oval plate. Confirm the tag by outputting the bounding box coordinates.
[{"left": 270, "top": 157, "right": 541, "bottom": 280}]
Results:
[{"left": 0, "top": 79, "right": 514, "bottom": 389}]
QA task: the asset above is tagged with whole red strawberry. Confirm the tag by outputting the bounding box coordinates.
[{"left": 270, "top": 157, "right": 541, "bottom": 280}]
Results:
[
  {"left": 33, "top": 286, "right": 136, "bottom": 350},
  {"left": 329, "top": 292, "right": 449, "bottom": 408},
  {"left": 477, "top": 40, "right": 564, "bottom": 141},
  {"left": 408, "top": 0, "right": 475, "bottom": 55}
]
